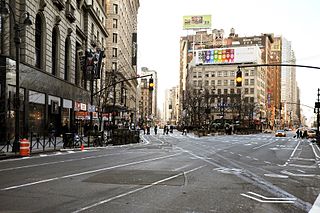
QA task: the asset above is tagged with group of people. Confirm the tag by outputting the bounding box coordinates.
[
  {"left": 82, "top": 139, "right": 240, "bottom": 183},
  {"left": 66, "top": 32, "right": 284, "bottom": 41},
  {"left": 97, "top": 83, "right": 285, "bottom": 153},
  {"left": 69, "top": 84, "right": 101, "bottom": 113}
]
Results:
[{"left": 295, "top": 129, "right": 308, "bottom": 139}]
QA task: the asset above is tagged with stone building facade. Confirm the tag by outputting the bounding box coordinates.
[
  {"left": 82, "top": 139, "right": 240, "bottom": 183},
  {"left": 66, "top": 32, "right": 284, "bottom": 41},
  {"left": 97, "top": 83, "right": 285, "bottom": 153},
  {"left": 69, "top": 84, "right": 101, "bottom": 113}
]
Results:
[
  {"left": 104, "top": 0, "right": 139, "bottom": 126},
  {"left": 0, "top": 0, "right": 108, "bottom": 142}
]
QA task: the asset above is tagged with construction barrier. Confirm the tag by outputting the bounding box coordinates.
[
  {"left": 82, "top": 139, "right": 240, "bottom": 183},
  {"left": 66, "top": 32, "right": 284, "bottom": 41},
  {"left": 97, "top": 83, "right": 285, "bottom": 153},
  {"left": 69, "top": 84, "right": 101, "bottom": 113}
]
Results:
[{"left": 20, "top": 138, "right": 30, "bottom": 157}]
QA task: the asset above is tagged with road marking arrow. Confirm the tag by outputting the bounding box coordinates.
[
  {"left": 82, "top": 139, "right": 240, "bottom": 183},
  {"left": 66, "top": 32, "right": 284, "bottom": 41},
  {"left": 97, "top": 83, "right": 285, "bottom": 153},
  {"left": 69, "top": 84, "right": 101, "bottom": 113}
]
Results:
[{"left": 241, "top": 191, "right": 296, "bottom": 203}]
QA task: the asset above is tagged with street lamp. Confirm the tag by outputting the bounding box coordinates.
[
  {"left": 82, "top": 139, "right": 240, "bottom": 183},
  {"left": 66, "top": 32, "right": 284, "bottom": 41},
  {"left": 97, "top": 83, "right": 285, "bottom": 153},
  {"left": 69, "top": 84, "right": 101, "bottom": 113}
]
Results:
[{"left": 0, "top": 0, "right": 32, "bottom": 152}]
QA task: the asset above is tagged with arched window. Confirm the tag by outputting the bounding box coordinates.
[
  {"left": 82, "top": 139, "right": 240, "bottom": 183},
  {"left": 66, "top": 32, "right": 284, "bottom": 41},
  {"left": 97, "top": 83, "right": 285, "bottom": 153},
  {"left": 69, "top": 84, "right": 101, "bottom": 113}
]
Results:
[
  {"left": 52, "top": 27, "right": 60, "bottom": 76},
  {"left": 64, "top": 37, "right": 71, "bottom": 81},
  {"left": 35, "top": 13, "right": 47, "bottom": 69}
]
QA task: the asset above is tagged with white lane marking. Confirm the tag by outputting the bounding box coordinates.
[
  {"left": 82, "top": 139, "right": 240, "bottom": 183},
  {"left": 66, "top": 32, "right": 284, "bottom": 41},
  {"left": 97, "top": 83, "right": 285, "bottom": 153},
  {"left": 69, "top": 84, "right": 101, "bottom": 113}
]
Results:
[
  {"left": 0, "top": 153, "right": 131, "bottom": 172},
  {"left": 280, "top": 141, "right": 301, "bottom": 167},
  {"left": 246, "top": 156, "right": 251, "bottom": 159},
  {"left": 72, "top": 165, "right": 206, "bottom": 213},
  {"left": 238, "top": 154, "right": 242, "bottom": 157},
  {"left": 39, "top": 154, "right": 47, "bottom": 157},
  {"left": 247, "top": 191, "right": 296, "bottom": 200},
  {"left": 288, "top": 164, "right": 317, "bottom": 169},
  {"left": 253, "top": 158, "right": 259, "bottom": 161},
  {"left": 309, "top": 193, "right": 320, "bottom": 213},
  {"left": 310, "top": 143, "right": 320, "bottom": 159},
  {"left": 230, "top": 152, "right": 234, "bottom": 154},
  {"left": 241, "top": 193, "right": 295, "bottom": 203},
  {"left": 264, "top": 173, "right": 289, "bottom": 178},
  {"left": 0, "top": 153, "right": 181, "bottom": 191},
  {"left": 297, "top": 169, "right": 306, "bottom": 173},
  {"left": 292, "top": 157, "right": 316, "bottom": 162},
  {"left": 264, "top": 161, "right": 272, "bottom": 165},
  {"left": 281, "top": 170, "right": 319, "bottom": 177},
  {"left": 253, "top": 140, "right": 278, "bottom": 150},
  {"left": 173, "top": 164, "right": 190, "bottom": 171}
]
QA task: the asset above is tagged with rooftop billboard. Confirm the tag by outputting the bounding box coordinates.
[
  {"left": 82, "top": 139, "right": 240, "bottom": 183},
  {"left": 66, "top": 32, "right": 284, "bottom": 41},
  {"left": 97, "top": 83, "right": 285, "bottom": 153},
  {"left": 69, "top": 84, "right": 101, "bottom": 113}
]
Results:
[
  {"left": 194, "top": 46, "right": 261, "bottom": 65},
  {"left": 183, "top": 15, "right": 212, "bottom": 30}
]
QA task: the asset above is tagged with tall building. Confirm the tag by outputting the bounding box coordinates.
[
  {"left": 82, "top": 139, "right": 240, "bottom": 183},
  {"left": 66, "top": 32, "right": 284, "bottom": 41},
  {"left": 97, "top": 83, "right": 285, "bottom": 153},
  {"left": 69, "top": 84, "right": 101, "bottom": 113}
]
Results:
[
  {"left": 104, "top": 0, "right": 139, "bottom": 125},
  {"left": 179, "top": 29, "right": 282, "bottom": 129},
  {"left": 0, "top": 0, "right": 108, "bottom": 141},
  {"left": 281, "top": 37, "right": 299, "bottom": 127},
  {"left": 163, "top": 86, "right": 179, "bottom": 124}
]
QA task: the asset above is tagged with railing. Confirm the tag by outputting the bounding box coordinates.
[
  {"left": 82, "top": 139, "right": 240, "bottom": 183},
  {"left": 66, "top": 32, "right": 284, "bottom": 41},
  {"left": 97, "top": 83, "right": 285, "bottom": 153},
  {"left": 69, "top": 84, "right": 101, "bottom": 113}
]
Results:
[{"left": 0, "top": 129, "right": 141, "bottom": 155}]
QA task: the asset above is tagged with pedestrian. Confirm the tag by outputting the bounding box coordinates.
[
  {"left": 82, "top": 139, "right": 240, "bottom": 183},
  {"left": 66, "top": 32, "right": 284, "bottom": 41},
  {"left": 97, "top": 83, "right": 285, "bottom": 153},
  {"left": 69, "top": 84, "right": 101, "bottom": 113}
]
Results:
[
  {"left": 163, "top": 125, "right": 166, "bottom": 135},
  {"left": 147, "top": 126, "right": 150, "bottom": 135},
  {"left": 182, "top": 126, "right": 187, "bottom": 135},
  {"left": 154, "top": 125, "right": 158, "bottom": 135},
  {"left": 296, "top": 129, "right": 300, "bottom": 138}
]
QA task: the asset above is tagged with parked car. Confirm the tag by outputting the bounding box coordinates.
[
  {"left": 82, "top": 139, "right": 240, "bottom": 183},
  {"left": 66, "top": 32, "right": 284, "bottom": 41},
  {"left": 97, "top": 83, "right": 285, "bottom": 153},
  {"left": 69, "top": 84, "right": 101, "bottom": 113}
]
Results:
[{"left": 275, "top": 130, "right": 286, "bottom": 137}]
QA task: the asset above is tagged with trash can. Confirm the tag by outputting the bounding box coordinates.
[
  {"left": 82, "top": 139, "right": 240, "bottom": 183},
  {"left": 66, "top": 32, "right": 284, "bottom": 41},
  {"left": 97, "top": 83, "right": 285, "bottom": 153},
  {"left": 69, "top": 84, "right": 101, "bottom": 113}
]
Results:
[{"left": 20, "top": 138, "right": 30, "bottom": 157}]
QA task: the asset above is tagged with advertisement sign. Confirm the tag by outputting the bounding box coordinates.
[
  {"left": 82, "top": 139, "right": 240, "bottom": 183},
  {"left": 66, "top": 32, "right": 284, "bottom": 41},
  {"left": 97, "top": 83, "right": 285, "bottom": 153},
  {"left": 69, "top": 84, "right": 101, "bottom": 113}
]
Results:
[
  {"left": 195, "top": 46, "right": 261, "bottom": 65},
  {"left": 183, "top": 15, "right": 211, "bottom": 29}
]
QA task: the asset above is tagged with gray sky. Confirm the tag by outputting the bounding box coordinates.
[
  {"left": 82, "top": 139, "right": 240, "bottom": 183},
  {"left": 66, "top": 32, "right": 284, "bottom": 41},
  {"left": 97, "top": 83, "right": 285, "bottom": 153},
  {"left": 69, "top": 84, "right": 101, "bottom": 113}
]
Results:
[{"left": 137, "top": 0, "right": 320, "bottom": 122}]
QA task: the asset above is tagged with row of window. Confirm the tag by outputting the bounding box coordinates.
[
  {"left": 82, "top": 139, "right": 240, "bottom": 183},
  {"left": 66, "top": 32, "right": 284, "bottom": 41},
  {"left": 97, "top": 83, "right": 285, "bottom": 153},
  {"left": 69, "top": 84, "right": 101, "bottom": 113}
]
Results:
[
  {"left": 193, "top": 79, "right": 256, "bottom": 87},
  {"left": 192, "top": 70, "right": 255, "bottom": 78},
  {"left": 35, "top": 13, "right": 72, "bottom": 82}
]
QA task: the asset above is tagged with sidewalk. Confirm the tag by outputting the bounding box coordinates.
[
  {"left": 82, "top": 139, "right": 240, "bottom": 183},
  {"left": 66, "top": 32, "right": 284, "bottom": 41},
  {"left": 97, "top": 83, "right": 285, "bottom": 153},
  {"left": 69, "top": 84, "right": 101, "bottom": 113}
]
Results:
[{"left": 0, "top": 137, "right": 66, "bottom": 160}]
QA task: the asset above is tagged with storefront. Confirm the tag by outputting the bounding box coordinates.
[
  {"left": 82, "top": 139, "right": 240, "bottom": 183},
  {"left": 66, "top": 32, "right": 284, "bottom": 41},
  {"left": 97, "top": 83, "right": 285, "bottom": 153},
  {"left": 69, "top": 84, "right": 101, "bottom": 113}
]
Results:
[{"left": 0, "top": 57, "right": 91, "bottom": 143}]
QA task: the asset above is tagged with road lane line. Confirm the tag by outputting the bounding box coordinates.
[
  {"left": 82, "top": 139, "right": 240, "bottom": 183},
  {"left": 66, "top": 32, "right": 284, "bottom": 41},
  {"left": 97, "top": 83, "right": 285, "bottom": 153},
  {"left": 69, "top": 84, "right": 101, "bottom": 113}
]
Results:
[
  {"left": 0, "top": 152, "right": 139, "bottom": 172},
  {"left": 73, "top": 165, "right": 206, "bottom": 213},
  {"left": 309, "top": 193, "right": 320, "bottom": 213},
  {"left": 241, "top": 193, "right": 295, "bottom": 203},
  {"left": 252, "top": 140, "right": 278, "bottom": 150},
  {"left": 247, "top": 191, "right": 296, "bottom": 200},
  {"left": 0, "top": 153, "right": 182, "bottom": 191},
  {"left": 310, "top": 143, "right": 320, "bottom": 159}
]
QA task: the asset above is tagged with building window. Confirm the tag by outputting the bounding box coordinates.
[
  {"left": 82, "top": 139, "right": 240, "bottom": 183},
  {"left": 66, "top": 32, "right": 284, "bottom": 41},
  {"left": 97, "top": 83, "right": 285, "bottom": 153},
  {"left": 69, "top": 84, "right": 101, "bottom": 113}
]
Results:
[
  {"left": 205, "top": 80, "right": 209, "bottom": 86},
  {"left": 223, "top": 80, "right": 228, "bottom": 86},
  {"left": 217, "top": 80, "right": 222, "bottom": 86},
  {"left": 250, "top": 97, "right": 254, "bottom": 103},
  {"left": 230, "top": 80, "right": 234, "bottom": 86},
  {"left": 224, "top": 71, "right": 228, "bottom": 77},
  {"left": 250, "top": 70, "right": 255, "bottom": 76},
  {"left": 250, "top": 88, "right": 254, "bottom": 94},
  {"left": 35, "top": 13, "right": 42, "bottom": 69},
  {"left": 198, "top": 72, "right": 202, "bottom": 78},
  {"left": 52, "top": 27, "right": 60, "bottom": 76},
  {"left": 245, "top": 79, "right": 249, "bottom": 86},
  {"left": 245, "top": 71, "right": 249, "bottom": 76},
  {"left": 198, "top": 80, "right": 202, "bottom": 88},
  {"left": 112, "top": 48, "right": 117, "bottom": 57},
  {"left": 211, "top": 80, "right": 215, "bottom": 86},
  {"left": 64, "top": 37, "right": 71, "bottom": 81},
  {"left": 112, "top": 62, "right": 117, "bottom": 71},
  {"left": 193, "top": 80, "right": 197, "bottom": 86},
  {"left": 113, "top": 19, "right": 118, "bottom": 28},
  {"left": 113, "top": 33, "right": 118, "bottom": 43},
  {"left": 245, "top": 88, "right": 249, "bottom": 94},
  {"left": 205, "top": 72, "right": 209, "bottom": 77},
  {"left": 211, "top": 72, "right": 215, "bottom": 77},
  {"left": 230, "top": 71, "right": 234, "bottom": 76},
  {"left": 113, "top": 4, "right": 118, "bottom": 14},
  {"left": 250, "top": 79, "right": 254, "bottom": 85},
  {"left": 217, "top": 71, "right": 222, "bottom": 77},
  {"left": 224, "top": 89, "right": 228, "bottom": 94},
  {"left": 230, "top": 88, "right": 234, "bottom": 94}
]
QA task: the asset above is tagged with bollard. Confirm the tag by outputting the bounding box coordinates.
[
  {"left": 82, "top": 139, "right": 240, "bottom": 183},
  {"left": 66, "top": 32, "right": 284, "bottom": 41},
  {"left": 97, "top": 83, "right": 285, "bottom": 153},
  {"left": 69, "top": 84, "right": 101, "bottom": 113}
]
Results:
[{"left": 20, "top": 138, "right": 30, "bottom": 157}]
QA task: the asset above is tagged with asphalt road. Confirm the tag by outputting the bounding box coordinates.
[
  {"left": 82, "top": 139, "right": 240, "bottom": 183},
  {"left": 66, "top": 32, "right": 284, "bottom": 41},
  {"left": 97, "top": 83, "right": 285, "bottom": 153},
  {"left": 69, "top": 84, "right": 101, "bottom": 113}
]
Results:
[{"left": 0, "top": 130, "right": 319, "bottom": 213}]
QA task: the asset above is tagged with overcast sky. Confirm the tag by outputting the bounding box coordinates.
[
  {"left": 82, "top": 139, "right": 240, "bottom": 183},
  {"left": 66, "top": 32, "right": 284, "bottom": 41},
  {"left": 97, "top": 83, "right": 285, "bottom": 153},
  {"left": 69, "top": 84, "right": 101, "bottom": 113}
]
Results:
[{"left": 137, "top": 0, "right": 320, "bottom": 122}]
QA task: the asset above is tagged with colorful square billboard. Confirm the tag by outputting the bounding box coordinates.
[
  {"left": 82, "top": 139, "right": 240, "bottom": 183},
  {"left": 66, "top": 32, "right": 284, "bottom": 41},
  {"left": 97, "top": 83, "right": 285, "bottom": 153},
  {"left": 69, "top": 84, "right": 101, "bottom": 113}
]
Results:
[
  {"left": 183, "top": 15, "right": 212, "bottom": 30},
  {"left": 195, "top": 46, "right": 261, "bottom": 65}
]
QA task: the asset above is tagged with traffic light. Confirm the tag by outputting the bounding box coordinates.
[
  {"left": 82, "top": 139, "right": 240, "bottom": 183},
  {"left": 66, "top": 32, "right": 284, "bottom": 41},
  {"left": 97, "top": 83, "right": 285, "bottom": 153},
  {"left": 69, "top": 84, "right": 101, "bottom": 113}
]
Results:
[
  {"left": 236, "top": 69, "right": 242, "bottom": 87},
  {"left": 149, "top": 78, "right": 154, "bottom": 91}
]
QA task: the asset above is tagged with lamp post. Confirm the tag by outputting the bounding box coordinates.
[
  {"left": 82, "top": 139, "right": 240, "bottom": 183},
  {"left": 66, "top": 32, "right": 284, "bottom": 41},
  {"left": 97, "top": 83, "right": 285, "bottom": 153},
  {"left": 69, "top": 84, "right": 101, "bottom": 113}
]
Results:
[{"left": 0, "top": 0, "right": 32, "bottom": 152}]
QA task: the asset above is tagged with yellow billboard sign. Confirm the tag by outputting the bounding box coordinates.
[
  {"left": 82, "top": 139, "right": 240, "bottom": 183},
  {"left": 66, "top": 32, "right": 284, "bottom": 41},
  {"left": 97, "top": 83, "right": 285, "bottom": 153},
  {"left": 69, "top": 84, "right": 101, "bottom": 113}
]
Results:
[{"left": 183, "top": 15, "right": 212, "bottom": 30}]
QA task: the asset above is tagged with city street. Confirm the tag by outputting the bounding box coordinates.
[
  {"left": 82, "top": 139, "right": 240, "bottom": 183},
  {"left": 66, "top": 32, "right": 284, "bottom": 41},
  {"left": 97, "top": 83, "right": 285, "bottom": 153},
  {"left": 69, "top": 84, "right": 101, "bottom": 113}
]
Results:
[{"left": 0, "top": 131, "right": 319, "bottom": 212}]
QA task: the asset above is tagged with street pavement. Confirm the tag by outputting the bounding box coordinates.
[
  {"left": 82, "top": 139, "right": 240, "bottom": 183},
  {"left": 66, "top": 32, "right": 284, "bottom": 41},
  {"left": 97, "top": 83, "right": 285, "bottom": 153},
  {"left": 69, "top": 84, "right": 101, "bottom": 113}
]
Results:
[{"left": 0, "top": 130, "right": 319, "bottom": 212}]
